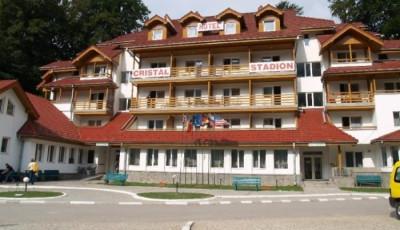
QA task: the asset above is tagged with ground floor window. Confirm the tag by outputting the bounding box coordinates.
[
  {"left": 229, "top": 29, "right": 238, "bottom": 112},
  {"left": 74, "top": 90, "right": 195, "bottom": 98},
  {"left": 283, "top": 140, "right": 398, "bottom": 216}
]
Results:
[
  {"left": 184, "top": 149, "right": 197, "bottom": 167},
  {"left": 146, "top": 149, "right": 158, "bottom": 166},
  {"left": 35, "top": 144, "right": 43, "bottom": 162},
  {"left": 78, "top": 149, "right": 84, "bottom": 164},
  {"left": 274, "top": 150, "right": 288, "bottom": 169},
  {"left": 1, "top": 137, "right": 9, "bottom": 153},
  {"left": 211, "top": 150, "right": 224, "bottom": 168},
  {"left": 253, "top": 150, "right": 266, "bottom": 168},
  {"left": 68, "top": 148, "right": 75, "bottom": 164},
  {"left": 47, "top": 145, "right": 55, "bottom": 163},
  {"left": 166, "top": 149, "right": 178, "bottom": 167},
  {"left": 87, "top": 150, "right": 95, "bottom": 164},
  {"left": 381, "top": 146, "right": 388, "bottom": 167},
  {"left": 345, "top": 152, "right": 363, "bottom": 167},
  {"left": 129, "top": 149, "right": 140, "bottom": 166},
  {"left": 231, "top": 149, "right": 244, "bottom": 168},
  {"left": 58, "top": 146, "right": 65, "bottom": 163},
  {"left": 391, "top": 147, "right": 399, "bottom": 165}
]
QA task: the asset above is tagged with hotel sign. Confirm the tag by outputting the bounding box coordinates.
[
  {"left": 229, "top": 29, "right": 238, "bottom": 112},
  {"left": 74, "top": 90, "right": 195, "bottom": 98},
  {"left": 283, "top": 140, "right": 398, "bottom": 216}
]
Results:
[
  {"left": 197, "top": 22, "right": 224, "bottom": 32},
  {"left": 132, "top": 67, "right": 171, "bottom": 79},
  {"left": 249, "top": 61, "right": 296, "bottom": 73}
]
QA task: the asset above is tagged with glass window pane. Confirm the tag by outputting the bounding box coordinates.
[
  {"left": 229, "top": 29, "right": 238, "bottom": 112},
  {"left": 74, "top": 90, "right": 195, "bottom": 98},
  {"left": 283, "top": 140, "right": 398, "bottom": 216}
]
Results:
[
  {"left": 345, "top": 152, "right": 354, "bottom": 167},
  {"left": 355, "top": 152, "right": 363, "bottom": 167},
  {"left": 313, "top": 93, "right": 323, "bottom": 106},
  {"left": 392, "top": 147, "right": 399, "bottom": 165},
  {"left": 260, "top": 150, "right": 266, "bottom": 168},
  {"left": 342, "top": 117, "right": 350, "bottom": 128},
  {"left": 307, "top": 93, "right": 313, "bottom": 106},
  {"left": 274, "top": 150, "right": 288, "bottom": 169},
  {"left": 211, "top": 150, "right": 224, "bottom": 168},
  {"left": 305, "top": 63, "right": 311, "bottom": 77},
  {"left": 312, "top": 62, "right": 321, "bottom": 76},
  {"left": 298, "top": 93, "right": 306, "bottom": 107},
  {"left": 264, "top": 20, "right": 275, "bottom": 32},
  {"left": 297, "top": 63, "right": 305, "bottom": 77},
  {"left": 253, "top": 151, "right": 258, "bottom": 168},
  {"left": 275, "top": 119, "right": 282, "bottom": 128}
]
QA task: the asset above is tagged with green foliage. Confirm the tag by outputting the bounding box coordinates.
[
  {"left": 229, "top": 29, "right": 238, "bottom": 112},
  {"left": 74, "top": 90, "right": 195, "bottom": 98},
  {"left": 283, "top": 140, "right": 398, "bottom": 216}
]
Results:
[
  {"left": 276, "top": 0, "right": 304, "bottom": 15},
  {"left": 328, "top": 0, "right": 400, "bottom": 39},
  {"left": 0, "top": 0, "right": 149, "bottom": 92}
]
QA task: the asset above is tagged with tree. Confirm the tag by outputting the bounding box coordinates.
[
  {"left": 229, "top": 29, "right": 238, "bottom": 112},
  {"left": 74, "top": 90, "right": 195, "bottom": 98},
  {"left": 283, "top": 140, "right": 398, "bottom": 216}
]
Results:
[
  {"left": 0, "top": 0, "right": 150, "bottom": 92},
  {"left": 328, "top": 0, "right": 400, "bottom": 39},
  {"left": 276, "top": 0, "right": 304, "bottom": 15}
]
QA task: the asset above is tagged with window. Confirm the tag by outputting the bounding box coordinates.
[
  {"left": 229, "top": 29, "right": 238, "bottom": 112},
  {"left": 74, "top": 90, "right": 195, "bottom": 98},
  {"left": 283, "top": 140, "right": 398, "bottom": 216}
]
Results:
[
  {"left": 253, "top": 150, "right": 266, "bottom": 168},
  {"left": 378, "top": 54, "right": 388, "bottom": 60},
  {"left": 187, "top": 25, "right": 198, "bottom": 38},
  {"left": 94, "top": 65, "right": 107, "bottom": 76},
  {"left": 342, "top": 117, "right": 362, "bottom": 129},
  {"left": 150, "top": 62, "right": 167, "bottom": 68},
  {"left": 184, "top": 149, "right": 197, "bottom": 167},
  {"left": 68, "top": 148, "right": 75, "bottom": 164},
  {"left": 88, "top": 120, "right": 102, "bottom": 127},
  {"left": 129, "top": 149, "right": 140, "bottom": 166},
  {"left": 1, "top": 137, "right": 9, "bottom": 153},
  {"left": 263, "top": 20, "right": 275, "bottom": 32},
  {"left": 78, "top": 149, "right": 84, "bottom": 164},
  {"left": 298, "top": 92, "right": 323, "bottom": 107},
  {"left": 394, "top": 112, "right": 400, "bottom": 126},
  {"left": 274, "top": 150, "right": 288, "bottom": 169},
  {"left": 224, "top": 22, "right": 236, "bottom": 35},
  {"left": 231, "top": 149, "right": 244, "bottom": 168},
  {"left": 166, "top": 149, "right": 178, "bottom": 167},
  {"left": 87, "top": 150, "right": 95, "bottom": 164},
  {"left": 384, "top": 82, "right": 400, "bottom": 92},
  {"left": 120, "top": 71, "right": 132, "bottom": 84},
  {"left": 47, "top": 145, "right": 55, "bottom": 163},
  {"left": 35, "top": 144, "right": 43, "bottom": 162},
  {"left": 261, "top": 56, "right": 280, "bottom": 62},
  {"left": 229, "top": 118, "right": 241, "bottom": 127},
  {"left": 395, "top": 167, "right": 400, "bottom": 183},
  {"left": 58, "top": 146, "right": 65, "bottom": 163},
  {"left": 6, "top": 100, "right": 14, "bottom": 116},
  {"left": 297, "top": 62, "right": 321, "bottom": 77},
  {"left": 0, "top": 98, "right": 4, "bottom": 113},
  {"left": 345, "top": 152, "right": 363, "bottom": 167},
  {"left": 263, "top": 118, "right": 282, "bottom": 128},
  {"left": 185, "top": 89, "right": 202, "bottom": 98},
  {"left": 223, "top": 88, "right": 240, "bottom": 97},
  {"left": 146, "top": 149, "right": 158, "bottom": 166},
  {"left": 223, "top": 58, "right": 240, "bottom": 66},
  {"left": 152, "top": 29, "right": 163, "bottom": 40},
  {"left": 148, "top": 120, "right": 164, "bottom": 130},
  {"left": 119, "top": 98, "right": 131, "bottom": 111},
  {"left": 337, "top": 52, "right": 357, "bottom": 62},
  {"left": 381, "top": 147, "right": 388, "bottom": 167},
  {"left": 391, "top": 147, "right": 399, "bottom": 165},
  {"left": 211, "top": 150, "right": 224, "bottom": 168}
]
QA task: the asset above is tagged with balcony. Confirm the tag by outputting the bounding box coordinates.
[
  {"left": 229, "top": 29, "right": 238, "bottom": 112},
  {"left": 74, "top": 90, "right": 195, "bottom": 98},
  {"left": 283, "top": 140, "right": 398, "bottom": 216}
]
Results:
[
  {"left": 132, "top": 61, "right": 296, "bottom": 83},
  {"left": 73, "top": 100, "right": 111, "bottom": 115},
  {"left": 326, "top": 91, "right": 374, "bottom": 110},
  {"left": 130, "top": 94, "right": 297, "bottom": 114}
]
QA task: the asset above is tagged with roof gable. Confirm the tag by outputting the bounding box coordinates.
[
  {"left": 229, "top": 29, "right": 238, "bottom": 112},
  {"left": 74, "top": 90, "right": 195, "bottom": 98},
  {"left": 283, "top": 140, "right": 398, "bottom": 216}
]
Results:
[
  {"left": 179, "top": 11, "right": 205, "bottom": 24},
  {"left": 255, "top": 4, "right": 283, "bottom": 18},
  {"left": 72, "top": 45, "right": 120, "bottom": 66},
  {"left": 216, "top": 8, "right": 242, "bottom": 20}
]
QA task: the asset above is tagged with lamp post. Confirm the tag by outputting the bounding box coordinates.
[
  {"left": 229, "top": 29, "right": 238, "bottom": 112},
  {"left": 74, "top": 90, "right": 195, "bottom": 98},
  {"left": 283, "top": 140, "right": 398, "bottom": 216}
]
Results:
[{"left": 23, "top": 177, "right": 30, "bottom": 192}]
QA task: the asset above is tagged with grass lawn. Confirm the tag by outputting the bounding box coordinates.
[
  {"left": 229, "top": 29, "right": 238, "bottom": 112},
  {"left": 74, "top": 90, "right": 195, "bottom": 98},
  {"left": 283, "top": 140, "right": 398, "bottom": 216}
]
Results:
[
  {"left": 137, "top": 192, "right": 213, "bottom": 200},
  {"left": 0, "top": 191, "right": 63, "bottom": 198},
  {"left": 340, "top": 187, "right": 390, "bottom": 193},
  {"left": 106, "top": 181, "right": 303, "bottom": 191}
]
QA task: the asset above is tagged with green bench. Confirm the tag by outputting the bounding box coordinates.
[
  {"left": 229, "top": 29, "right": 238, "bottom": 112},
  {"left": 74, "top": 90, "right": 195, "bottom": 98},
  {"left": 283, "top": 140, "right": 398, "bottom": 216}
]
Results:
[
  {"left": 232, "top": 177, "right": 261, "bottom": 191},
  {"left": 355, "top": 175, "right": 382, "bottom": 187},
  {"left": 104, "top": 172, "right": 128, "bottom": 185}
]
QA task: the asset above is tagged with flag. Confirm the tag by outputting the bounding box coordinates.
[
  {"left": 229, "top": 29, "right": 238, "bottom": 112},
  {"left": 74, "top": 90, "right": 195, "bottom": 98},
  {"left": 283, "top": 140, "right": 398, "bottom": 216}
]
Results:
[{"left": 193, "top": 114, "right": 202, "bottom": 127}]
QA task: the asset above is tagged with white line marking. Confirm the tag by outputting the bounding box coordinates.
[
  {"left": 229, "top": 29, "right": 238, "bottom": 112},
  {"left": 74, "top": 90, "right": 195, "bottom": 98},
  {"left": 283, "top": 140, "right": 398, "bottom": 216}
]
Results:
[
  {"left": 118, "top": 202, "right": 143, "bottom": 205},
  {"left": 368, "top": 197, "right": 378, "bottom": 200},
  {"left": 335, "top": 198, "right": 346, "bottom": 201},
  {"left": 300, "top": 199, "right": 310, "bottom": 202},
  {"left": 182, "top": 221, "right": 194, "bottom": 230},
  {"left": 261, "top": 200, "right": 273, "bottom": 204},
  {"left": 199, "top": 201, "right": 211, "bottom": 205},
  {"left": 241, "top": 200, "right": 252, "bottom": 204},
  {"left": 220, "top": 201, "right": 231, "bottom": 205},
  {"left": 165, "top": 201, "right": 188, "bottom": 206},
  {"left": 318, "top": 198, "right": 329, "bottom": 202},
  {"left": 70, "top": 201, "right": 95, "bottom": 205},
  {"left": 20, "top": 200, "right": 46, "bottom": 204},
  {"left": 352, "top": 197, "right": 362, "bottom": 201},
  {"left": 281, "top": 200, "right": 291, "bottom": 203}
]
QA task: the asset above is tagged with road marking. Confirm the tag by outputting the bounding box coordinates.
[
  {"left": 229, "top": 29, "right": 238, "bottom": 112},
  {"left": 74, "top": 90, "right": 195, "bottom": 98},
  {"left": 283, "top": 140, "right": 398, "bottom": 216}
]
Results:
[
  {"left": 118, "top": 202, "right": 143, "bottom": 205},
  {"left": 20, "top": 200, "right": 46, "bottom": 204},
  {"left": 299, "top": 199, "right": 310, "bottom": 202},
  {"left": 281, "top": 200, "right": 291, "bottom": 203},
  {"left": 352, "top": 197, "right": 362, "bottom": 201},
  {"left": 182, "top": 221, "right": 194, "bottom": 230},
  {"left": 368, "top": 197, "right": 378, "bottom": 200},
  {"left": 70, "top": 201, "right": 95, "bottom": 205},
  {"left": 241, "top": 200, "right": 253, "bottom": 204},
  {"left": 318, "top": 198, "right": 329, "bottom": 202},
  {"left": 165, "top": 201, "right": 188, "bottom": 206},
  {"left": 335, "top": 198, "right": 346, "bottom": 201},
  {"left": 199, "top": 201, "right": 211, "bottom": 205},
  {"left": 261, "top": 200, "right": 273, "bottom": 204},
  {"left": 220, "top": 201, "right": 231, "bottom": 205}
]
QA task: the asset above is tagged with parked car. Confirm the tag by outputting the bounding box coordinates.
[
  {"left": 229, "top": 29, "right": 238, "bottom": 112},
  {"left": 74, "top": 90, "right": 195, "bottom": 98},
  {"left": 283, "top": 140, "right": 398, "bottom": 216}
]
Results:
[{"left": 389, "top": 161, "right": 400, "bottom": 219}]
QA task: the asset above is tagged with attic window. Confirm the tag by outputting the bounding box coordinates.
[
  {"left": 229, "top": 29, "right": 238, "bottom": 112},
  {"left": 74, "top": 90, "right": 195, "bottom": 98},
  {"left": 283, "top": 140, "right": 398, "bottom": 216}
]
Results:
[
  {"left": 187, "top": 25, "right": 198, "bottom": 38},
  {"left": 224, "top": 22, "right": 236, "bottom": 35},
  {"left": 152, "top": 29, "right": 164, "bottom": 40},
  {"left": 263, "top": 19, "right": 275, "bottom": 32}
]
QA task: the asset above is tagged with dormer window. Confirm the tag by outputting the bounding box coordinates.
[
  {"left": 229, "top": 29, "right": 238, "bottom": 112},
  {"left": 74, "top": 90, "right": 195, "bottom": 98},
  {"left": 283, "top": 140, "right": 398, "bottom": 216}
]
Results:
[
  {"left": 152, "top": 29, "right": 164, "bottom": 40},
  {"left": 263, "top": 19, "right": 275, "bottom": 32},
  {"left": 224, "top": 22, "right": 237, "bottom": 35},
  {"left": 94, "top": 64, "right": 107, "bottom": 76},
  {"left": 82, "top": 63, "right": 109, "bottom": 78},
  {"left": 187, "top": 25, "right": 198, "bottom": 38}
]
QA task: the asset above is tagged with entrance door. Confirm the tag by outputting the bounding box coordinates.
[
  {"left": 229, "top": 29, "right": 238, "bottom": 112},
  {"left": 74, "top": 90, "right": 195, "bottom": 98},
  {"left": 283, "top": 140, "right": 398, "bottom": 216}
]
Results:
[{"left": 303, "top": 153, "right": 323, "bottom": 180}]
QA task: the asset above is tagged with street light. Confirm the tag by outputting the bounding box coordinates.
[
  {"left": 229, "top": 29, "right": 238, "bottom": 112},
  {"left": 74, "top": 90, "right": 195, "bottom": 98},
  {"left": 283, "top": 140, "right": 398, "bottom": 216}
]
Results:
[{"left": 23, "top": 177, "right": 30, "bottom": 192}]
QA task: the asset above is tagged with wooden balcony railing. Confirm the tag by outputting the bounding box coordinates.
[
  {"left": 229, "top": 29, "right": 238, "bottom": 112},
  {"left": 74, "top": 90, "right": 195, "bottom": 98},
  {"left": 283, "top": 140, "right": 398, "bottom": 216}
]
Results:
[
  {"left": 332, "top": 57, "right": 371, "bottom": 64},
  {"left": 327, "top": 91, "right": 374, "bottom": 106},
  {"left": 73, "top": 100, "right": 109, "bottom": 114},
  {"left": 80, "top": 72, "right": 112, "bottom": 78},
  {"left": 130, "top": 94, "right": 296, "bottom": 111}
]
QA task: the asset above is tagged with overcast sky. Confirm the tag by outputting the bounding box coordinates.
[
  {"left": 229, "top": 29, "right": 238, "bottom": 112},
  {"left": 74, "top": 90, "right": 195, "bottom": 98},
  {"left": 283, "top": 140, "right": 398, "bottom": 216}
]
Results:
[{"left": 141, "top": 0, "right": 338, "bottom": 21}]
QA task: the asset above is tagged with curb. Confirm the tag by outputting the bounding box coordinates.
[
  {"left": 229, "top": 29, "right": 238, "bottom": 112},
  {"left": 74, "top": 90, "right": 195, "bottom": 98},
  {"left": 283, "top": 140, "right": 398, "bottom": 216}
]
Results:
[{"left": 0, "top": 192, "right": 67, "bottom": 200}]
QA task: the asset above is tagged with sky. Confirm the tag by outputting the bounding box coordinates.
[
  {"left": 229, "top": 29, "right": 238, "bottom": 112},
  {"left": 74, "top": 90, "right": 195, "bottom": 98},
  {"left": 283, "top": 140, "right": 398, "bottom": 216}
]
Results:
[{"left": 141, "top": 0, "right": 338, "bottom": 22}]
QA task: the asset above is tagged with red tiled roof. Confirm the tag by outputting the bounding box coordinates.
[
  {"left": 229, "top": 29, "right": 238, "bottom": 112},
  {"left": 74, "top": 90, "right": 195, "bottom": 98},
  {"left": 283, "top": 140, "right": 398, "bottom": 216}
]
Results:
[
  {"left": 40, "top": 60, "right": 75, "bottom": 71},
  {"left": 79, "top": 109, "right": 357, "bottom": 145},
  {"left": 383, "top": 40, "right": 400, "bottom": 50},
  {"left": 96, "top": 45, "right": 122, "bottom": 59},
  {"left": 18, "top": 94, "right": 81, "bottom": 143},
  {"left": 0, "top": 80, "right": 39, "bottom": 118},
  {"left": 324, "top": 60, "right": 400, "bottom": 77},
  {"left": 372, "top": 130, "right": 400, "bottom": 143},
  {"left": 42, "top": 77, "right": 117, "bottom": 88}
]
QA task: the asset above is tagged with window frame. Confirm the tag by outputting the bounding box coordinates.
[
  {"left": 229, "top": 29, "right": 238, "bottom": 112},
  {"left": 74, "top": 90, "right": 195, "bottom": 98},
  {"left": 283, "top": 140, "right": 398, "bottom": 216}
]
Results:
[
  {"left": 58, "top": 146, "right": 65, "bottom": 163},
  {"left": 87, "top": 150, "right": 95, "bottom": 164},
  {"left": 211, "top": 149, "right": 224, "bottom": 168},
  {"left": 296, "top": 62, "right": 321, "bottom": 77},
  {"left": 68, "top": 148, "right": 76, "bottom": 164},
  {"left": 345, "top": 152, "right": 363, "bottom": 167},
  {"left": 0, "top": 137, "right": 10, "bottom": 153},
  {"left": 224, "top": 22, "right": 237, "bottom": 35},
  {"left": 253, "top": 150, "right": 266, "bottom": 169},
  {"left": 166, "top": 149, "right": 178, "bottom": 167},
  {"left": 298, "top": 92, "right": 323, "bottom": 107},
  {"left": 342, "top": 116, "right": 362, "bottom": 129},
  {"left": 274, "top": 150, "right": 288, "bottom": 169},
  {"left": 263, "top": 19, "right": 275, "bottom": 32},
  {"left": 146, "top": 149, "right": 158, "bottom": 166},
  {"left": 152, "top": 29, "right": 164, "bottom": 40},
  {"left": 47, "top": 145, "right": 55, "bottom": 163},
  {"left": 263, "top": 118, "right": 282, "bottom": 129},
  {"left": 231, "top": 149, "right": 244, "bottom": 168},
  {"left": 78, "top": 149, "right": 84, "bottom": 164},
  {"left": 184, "top": 149, "right": 197, "bottom": 167},
  {"left": 129, "top": 148, "right": 141, "bottom": 166},
  {"left": 120, "top": 71, "right": 132, "bottom": 84},
  {"left": 6, "top": 99, "right": 14, "bottom": 116},
  {"left": 34, "top": 143, "right": 43, "bottom": 162},
  {"left": 186, "top": 25, "right": 198, "bottom": 38},
  {"left": 395, "top": 167, "right": 400, "bottom": 183}
]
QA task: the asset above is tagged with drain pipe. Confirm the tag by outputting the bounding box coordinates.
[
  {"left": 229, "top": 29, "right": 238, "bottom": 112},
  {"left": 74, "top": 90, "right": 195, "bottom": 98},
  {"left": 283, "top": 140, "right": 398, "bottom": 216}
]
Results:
[{"left": 292, "top": 142, "right": 298, "bottom": 185}]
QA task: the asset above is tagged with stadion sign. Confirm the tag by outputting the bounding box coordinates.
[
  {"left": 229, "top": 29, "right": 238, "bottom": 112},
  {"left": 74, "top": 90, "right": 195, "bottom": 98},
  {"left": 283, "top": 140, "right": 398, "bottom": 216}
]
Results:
[
  {"left": 197, "top": 21, "right": 224, "bottom": 32},
  {"left": 132, "top": 67, "right": 171, "bottom": 79},
  {"left": 249, "top": 61, "right": 296, "bottom": 73}
]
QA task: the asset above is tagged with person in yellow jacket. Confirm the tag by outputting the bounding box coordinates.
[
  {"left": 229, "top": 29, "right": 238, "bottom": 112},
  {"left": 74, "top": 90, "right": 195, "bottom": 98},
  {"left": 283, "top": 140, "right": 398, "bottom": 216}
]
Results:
[{"left": 27, "top": 159, "right": 39, "bottom": 185}]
